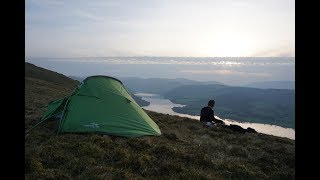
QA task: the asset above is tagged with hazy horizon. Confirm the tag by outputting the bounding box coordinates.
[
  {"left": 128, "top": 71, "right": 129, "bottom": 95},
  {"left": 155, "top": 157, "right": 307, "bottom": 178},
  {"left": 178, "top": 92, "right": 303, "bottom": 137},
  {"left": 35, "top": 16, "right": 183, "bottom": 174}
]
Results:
[{"left": 26, "top": 56, "right": 294, "bottom": 86}]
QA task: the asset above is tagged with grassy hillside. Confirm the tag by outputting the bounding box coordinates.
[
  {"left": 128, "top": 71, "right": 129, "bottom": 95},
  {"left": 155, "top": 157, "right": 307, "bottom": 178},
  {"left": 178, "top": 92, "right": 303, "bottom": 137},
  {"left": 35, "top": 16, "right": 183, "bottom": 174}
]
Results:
[
  {"left": 25, "top": 63, "right": 79, "bottom": 132},
  {"left": 26, "top": 62, "right": 79, "bottom": 88},
  {"left": 25, "top": 63, "right": 295, "bottom": 179},
  {"left": 165, "top": 84, "right": 295, "bottom": 129}
]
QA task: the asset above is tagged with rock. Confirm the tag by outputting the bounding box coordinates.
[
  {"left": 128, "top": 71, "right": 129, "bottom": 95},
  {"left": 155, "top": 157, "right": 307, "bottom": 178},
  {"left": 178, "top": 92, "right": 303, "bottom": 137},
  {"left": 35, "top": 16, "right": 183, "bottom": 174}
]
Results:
[
  {"left": 228, "top": 124, "right": 247, "bottom": 133},
  {"left": 246, "top": 127, "right": 257, "bottom": 133}
]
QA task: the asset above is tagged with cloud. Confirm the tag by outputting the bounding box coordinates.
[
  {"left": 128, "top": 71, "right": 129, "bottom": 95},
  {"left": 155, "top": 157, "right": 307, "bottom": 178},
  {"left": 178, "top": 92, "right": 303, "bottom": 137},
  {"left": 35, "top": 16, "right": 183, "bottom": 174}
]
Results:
[
  {"left": 250, "top": 44, "right": 295, "bottom": 57},
  {"left": 29, "top": 0, "right": 65, "bottom": 8},
  {"left": 42, "top": 57, "right": 238, "bottom": 65},
  {"left": 180, "top": 69, "right": 271, "bottom": 77},
  {"left": 72, "top": 10, "right": 104, "bottom": 21},
  {"left": 39, "top": 57, "right": 294, "bottom": 68}
]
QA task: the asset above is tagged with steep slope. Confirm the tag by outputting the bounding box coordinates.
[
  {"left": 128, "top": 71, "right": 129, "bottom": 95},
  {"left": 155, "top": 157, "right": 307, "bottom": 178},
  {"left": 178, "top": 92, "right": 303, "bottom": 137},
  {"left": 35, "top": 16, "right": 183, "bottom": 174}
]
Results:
[
  {"left": 25, "top": 63, "right": 295, "bottom": 179},
  {"left": 25, "top": 63, "right": 80, "bottom": 130},
  {"left": 25, "top": 62, "right": 79, "bottom": 88}
]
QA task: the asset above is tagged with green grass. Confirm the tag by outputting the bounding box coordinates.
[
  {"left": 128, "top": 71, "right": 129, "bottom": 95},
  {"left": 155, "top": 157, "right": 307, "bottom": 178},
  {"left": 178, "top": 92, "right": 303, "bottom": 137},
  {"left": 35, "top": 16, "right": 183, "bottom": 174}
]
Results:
[{"left": 25, "top": 63, "right": 295, "bottom": 179}]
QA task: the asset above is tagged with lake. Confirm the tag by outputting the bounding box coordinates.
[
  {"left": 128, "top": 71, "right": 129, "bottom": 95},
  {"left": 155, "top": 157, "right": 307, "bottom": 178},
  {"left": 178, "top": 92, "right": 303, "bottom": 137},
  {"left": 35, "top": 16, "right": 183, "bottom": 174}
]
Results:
[{"left": 135, "top": 93, "right": 295, "bottom": 140}]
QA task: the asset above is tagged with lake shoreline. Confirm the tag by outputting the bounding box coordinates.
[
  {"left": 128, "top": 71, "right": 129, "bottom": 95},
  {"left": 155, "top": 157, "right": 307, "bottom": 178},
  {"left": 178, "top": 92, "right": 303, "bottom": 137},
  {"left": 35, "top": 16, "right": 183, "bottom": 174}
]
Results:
[{"left": 135, "top": 92, "right": 295, "bottom": 140}]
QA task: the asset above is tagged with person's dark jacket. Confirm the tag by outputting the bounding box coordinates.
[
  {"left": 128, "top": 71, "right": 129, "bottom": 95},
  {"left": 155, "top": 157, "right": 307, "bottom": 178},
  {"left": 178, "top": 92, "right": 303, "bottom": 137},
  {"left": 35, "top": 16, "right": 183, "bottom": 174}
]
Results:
[{"left": 200, "top": 106, "right": 224, "bottom": 123}]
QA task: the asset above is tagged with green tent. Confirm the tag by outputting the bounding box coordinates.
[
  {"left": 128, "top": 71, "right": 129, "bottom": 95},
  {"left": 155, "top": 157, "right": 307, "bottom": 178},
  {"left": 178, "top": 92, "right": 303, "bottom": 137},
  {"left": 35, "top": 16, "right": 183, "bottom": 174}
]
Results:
[{"left": 39, "top": 75, "right": 161, "bottom": 137}]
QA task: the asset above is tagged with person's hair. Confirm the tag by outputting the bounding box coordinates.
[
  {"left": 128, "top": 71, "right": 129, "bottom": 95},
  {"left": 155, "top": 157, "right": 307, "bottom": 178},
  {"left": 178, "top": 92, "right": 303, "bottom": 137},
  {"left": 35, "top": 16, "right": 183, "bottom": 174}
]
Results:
[{"left": 208, "top": 99, "right": 215, "bottom": 107}]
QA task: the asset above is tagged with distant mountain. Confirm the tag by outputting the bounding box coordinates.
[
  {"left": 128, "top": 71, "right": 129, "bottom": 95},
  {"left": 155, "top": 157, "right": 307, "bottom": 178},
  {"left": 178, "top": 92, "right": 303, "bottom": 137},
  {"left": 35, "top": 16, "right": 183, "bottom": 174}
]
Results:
[
  {"left": 172, "top": 78, "right": 224, "bottom": 86},
  {"left": 131, "top": 95, "right": 150, "bottom": 106},
  {"left": 68, "top": 75, "right": 86, "bottom": 82},
  {"left": 244, "top": 81, "right": 295, "bottom": 90},
  {"left": 120, "top": 77, "right": 199, "bottom": 94},
  {"left": 119, "top": 77, "right": 224, "bottom": 94},
  {"left": 69, "top": 76, "right": 225, "bottom": 95},
  {"left": 164, "top": 84, "right": 295, "bottom": 129}
]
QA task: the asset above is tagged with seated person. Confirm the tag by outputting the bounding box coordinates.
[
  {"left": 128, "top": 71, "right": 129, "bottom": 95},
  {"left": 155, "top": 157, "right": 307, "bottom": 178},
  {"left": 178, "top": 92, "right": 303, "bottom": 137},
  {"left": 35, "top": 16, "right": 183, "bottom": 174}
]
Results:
[{"left": 200, "top": 99, "right": 224, "bottom": 127}]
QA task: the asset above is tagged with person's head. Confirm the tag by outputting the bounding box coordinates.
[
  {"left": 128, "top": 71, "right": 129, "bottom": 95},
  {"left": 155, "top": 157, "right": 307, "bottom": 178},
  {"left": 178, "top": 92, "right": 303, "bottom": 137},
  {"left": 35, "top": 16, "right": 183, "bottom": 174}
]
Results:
[{"left": 208, "top": 99, "right": 215, "bottom": 108}]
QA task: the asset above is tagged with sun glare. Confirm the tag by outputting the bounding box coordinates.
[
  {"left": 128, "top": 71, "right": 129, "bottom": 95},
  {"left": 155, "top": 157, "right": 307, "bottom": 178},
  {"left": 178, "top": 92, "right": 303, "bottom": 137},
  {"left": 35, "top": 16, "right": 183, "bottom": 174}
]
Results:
[{"left": 208, "top": 32, "right": 252, "bottom": 57}]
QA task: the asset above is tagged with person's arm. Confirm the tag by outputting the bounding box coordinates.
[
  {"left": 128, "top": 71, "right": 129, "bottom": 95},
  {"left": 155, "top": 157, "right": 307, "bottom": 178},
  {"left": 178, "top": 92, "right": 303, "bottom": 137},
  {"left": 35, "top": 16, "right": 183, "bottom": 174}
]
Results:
[{"left": 212, "top": 110, "right": 224, "bottom": 124}]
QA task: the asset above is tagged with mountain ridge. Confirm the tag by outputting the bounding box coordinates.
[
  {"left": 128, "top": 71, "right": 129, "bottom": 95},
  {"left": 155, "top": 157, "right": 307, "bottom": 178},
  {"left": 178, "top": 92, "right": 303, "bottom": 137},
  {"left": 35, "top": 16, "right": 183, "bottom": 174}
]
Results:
[{"left": 243, "top": 81, "right": 295, "bottom": 90}]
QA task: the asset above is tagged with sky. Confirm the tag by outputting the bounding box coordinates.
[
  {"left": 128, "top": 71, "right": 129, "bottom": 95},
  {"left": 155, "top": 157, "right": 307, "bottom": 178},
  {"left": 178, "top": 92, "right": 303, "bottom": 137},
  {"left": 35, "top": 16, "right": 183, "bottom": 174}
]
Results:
[
  {"left": 25, "top": 0, "right": 295, "bottom": 58},
  {"left": 27, "top": 57, "right": 295, "bottom": 85}
]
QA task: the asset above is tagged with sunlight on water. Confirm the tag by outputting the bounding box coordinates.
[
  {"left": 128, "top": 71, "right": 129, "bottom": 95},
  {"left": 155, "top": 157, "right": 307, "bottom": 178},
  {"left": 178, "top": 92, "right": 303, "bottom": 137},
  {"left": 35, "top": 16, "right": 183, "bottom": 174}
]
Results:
[{"left": 135, "top": 93, "right": 295, "bottom": 140}]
